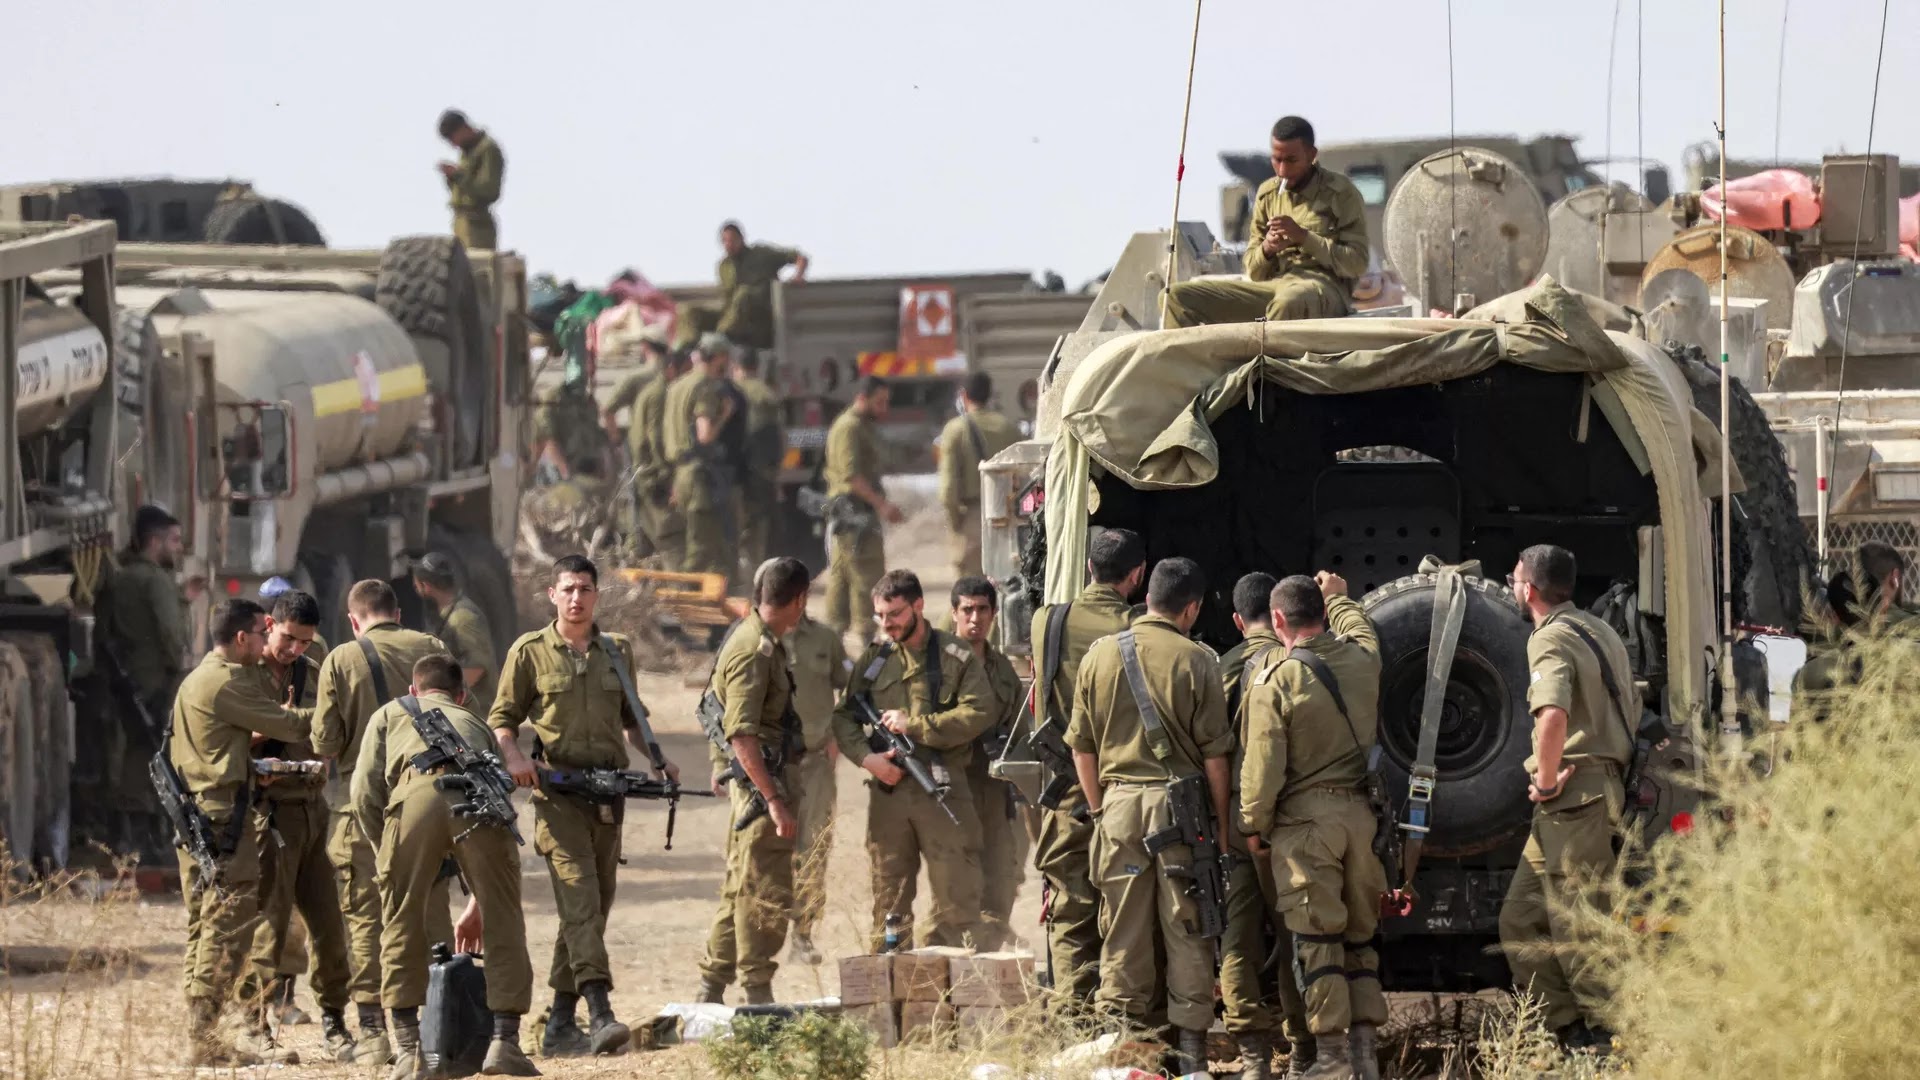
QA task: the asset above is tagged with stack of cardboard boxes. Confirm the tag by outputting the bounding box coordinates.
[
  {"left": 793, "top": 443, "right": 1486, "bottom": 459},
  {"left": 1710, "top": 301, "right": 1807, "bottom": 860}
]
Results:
[{"left": 838, "top": 947, "right": 1036, "bottom": 1049}]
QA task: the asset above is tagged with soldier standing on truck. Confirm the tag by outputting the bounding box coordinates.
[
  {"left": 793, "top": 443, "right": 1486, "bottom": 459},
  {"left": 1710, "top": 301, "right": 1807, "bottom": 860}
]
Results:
[
  {"left": 172, "top": 598, "right": 311, "bottom": 1067},
  {"left": 1240, "top": 572, "right": 1388, "bottom": 1080},
  {"left": 1165, "top": 116, "right": 1369, "bottom": 327},
  {"left": 1028, "top": 527, "right": 1144, "bottom": 1005},
  {"left": 823, "top": 377, "right": 904, "bottom": 640},
  {"left": 1498, "top": 545, "right": 1632, "bottom": 1055},
  {"left": 632, "top": 347, "right": 694, "bottom": 569},
  {"left": 602, "top": 327, "right": 672, "bottom": 449},
  {"left": 674, "top": 221, "right": 809, "bottom": 350},
  {"left": 734, "top": 350, "right": 786, "bottom": 575},
  {"left": 832, "top": 570, "right": 990, "bottom": 949},
  {"left": 310, "top": 581, "right": 451, "bottom": 1065},
  {"left": 950, "top": 575, "right": 1030, "bottom": 950},
  {"left": 411, "top": 552, "right": 499, "bottom": 718},
  {"left": 784, "top": 610, "right": 851, "bottom": 966},
  {"left": 938, "top": 372, "right": 1021, "bottom": 579},
  {"left": 664, "top": 338, "right": 744, "bottom": 579},
  {"left": 490, "top": 554, "right": 683, "bottom": 1058},
  {"left": 437, "top": 109, "right": 505, "bottom": 251}
]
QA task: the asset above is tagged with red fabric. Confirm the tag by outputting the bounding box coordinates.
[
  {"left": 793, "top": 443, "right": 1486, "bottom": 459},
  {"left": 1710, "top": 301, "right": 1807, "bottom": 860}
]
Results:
[{"left": 1701, "top": 169, "right": 1822, "bottom": 231}]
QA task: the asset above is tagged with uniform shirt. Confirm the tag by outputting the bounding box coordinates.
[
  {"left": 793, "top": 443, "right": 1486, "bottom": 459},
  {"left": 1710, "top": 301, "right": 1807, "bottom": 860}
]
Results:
[
  {"left": 824, "top": 408, "right": 882, "bottom": 501},
  {"left": 490, "top": 622, "right": 644, "bottom": 770},
  {"left": 259, "top": 645, "right": 327, "bottom": 804},
  {"left": 631, "top": 369, "right": 674, "bottom": 484},
  {"left": 736, "top": 375, "right": 785, "bottom": 480},
  {"left": 1028, "top": 582, "right": 1134, "bottom": 812},
  {"left": 349, "top": 693, "right": 497, "bottom": 850},
  {"left": 1239, "top": 595, "right": 1381, "bottom": 838},
  {"left": 170, "top": 651, "right": 310, "bottom": 820},
  {"left": 1220, "top": 625, "right": 1283, "bottom": 806},
  {"left": 833, "top": 628, "right": 992, "bottom": 769},
  {"left": 103, "top": 553, "right": 190, "bottom": 699},
  {"left": 712, "top": 612, "right": 796, "bottom": 747},
  {"left": 433, "top": 595, "right": 499, "bottom": 719},
  {"left": 663, "top": 369, "right": 725, "bottom": 465},
  {"left": 607, "top": 369, "right": 650, "bottom": 420},
  {"left": 446, "top": 132, "right": 505, "bottom": 213},
  {"left": 311, "top": 622, "right": 450, "bottom": 810},
  {"left": 967, "top": 642, "right": 1025, "bottom": 785},
  {"left": 938, "top": 408, "right": 1020, "bottom": 513},
  {"left": 719, "top": 244, "right": 800, "bottom": 298},
  {"left": 1066, "top": 614, "right": 1232, "bottom": 786},
  {"left": 785, "top": 617, "right": 851, "bottom": 753},
  {"left": 1525, "top": 602, "right": 1635, "bottom": 781},
  {"left": 1242, "top": 168, "right": 1370, "bottom": 290}
]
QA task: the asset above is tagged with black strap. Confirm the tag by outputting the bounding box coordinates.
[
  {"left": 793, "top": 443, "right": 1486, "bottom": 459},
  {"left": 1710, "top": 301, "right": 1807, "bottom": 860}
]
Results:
[
  {"left": 962, "top": 414, "right": 988, "bottom": 470},
  {"left": 358, "top": 636, "right": 392, "bottom": 706},
  {"left": 1299, "top": 965, "right": 1347, "bottom": 987},
  {"left": 1228, "top": 641, "right": 1280, "bottom": 720},
  {"left": 1295, "top": 931, "right": 1346, "bottom": 945},
  {"left": 289, "top": 655, "right": 311, "bottom": 708},
  {"left": 1558, "top": 617, "right": 1638, "bottom": 747},
  {"left": 1039, "top": 602, "right": 1074, "bottom": 726},
  {"left": 1283, "top": 647, "right": 1369, "bottom": 786},
  {"left": 398, "top": 694, "right": 421, "bottom": 718},
  {"left": 1115, "top": 629, "right": 1174, "bottom": 763},
  {"left": 600, "top": 634, "right": 669, "bottom": 774},
  {"left": 923, "top": 626, "right": 944, "bottom": 710}
]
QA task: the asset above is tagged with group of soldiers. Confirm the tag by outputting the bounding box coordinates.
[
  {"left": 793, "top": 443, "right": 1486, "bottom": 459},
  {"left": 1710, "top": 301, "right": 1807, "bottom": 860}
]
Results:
[{"left": 1029, "top": 530, "right": 1634, "bottom": 1079}]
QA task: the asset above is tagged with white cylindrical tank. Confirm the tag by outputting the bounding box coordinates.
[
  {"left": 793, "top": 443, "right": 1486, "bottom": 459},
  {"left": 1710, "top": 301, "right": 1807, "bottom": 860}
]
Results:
[{"left": 14, "top": 300, "right": 109, "bottom": 438}]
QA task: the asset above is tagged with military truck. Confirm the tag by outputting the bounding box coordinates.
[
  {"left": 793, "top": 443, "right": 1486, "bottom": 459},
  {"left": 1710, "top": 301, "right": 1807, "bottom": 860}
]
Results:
[{"left": 1, "top": 179, "right": 326, "bottom": 246}]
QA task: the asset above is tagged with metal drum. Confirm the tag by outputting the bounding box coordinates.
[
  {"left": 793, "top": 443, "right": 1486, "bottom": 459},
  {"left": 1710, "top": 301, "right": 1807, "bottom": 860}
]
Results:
[{"left": 1384, "top": 146, "right": 1550, "bottom": 312}]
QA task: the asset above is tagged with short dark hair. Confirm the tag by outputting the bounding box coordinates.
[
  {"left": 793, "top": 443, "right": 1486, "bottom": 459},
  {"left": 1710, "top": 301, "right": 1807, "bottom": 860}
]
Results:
[
  {"left": 857, "top": 375, "right": 890, "bottom": 401},
  {"left": 133, "top": 505, "right": 179, "bottom": 550},
  {"left": 755, "top": 557, "right": 811, "bottom": 608},
  {"left": 962, "top": 371, "right": 993, "bottom": 406},
  {"left": 347, "top": 580, "right": 400, "bottom": 619},
  {"left": 736, "top": 351, "right": 762, "bottom": 376},
  {"left": 553, "top": 553, "right": 599, "bottom": 585},
  {"left": 437, "top": 109, "right": 469, "bottom": 138},
  {"left": 951, "top": 575, "right": 998, "bottom": 611},
  {"left": 271, "top": 590, "right": 321, "bottom": 629},
  {"left": 1087, "top": 528, "right": 1146, "bottom": 586},
  {"left": 1271, "top": 115, "right": 1316, "bottom": 147},
  {"left": 412, "top": 551, "right": 458, "bottom": 591},
  {"left": 1859, "top": 540, "right": 1907, "bottom": 595},
  {"left": 1233, "top": 572, "right": 1278, "bottom": 625},
  {"left": 212, "top": 598, "right": 266, "bottom": 645},
  {"left": 719, "top": 220, "right": 744, "bottom": 239},
  {"left": 872, "top": 569, "right": 923, "bottom": 605},
  {"left": 412, "top": 653, "right": 464, "bottom": 694},
  {"left": 1271, "top": 576, "right": 1325, "bottom": 627},
  {"left": 668, "top": 348, "right": 696, "bottom": 373},
  {"left": 1517, "top": 544, "right": 1576, "bottom": 605},
  {"left": 1146, "top": 557, "right": 1205, "bottom": 615}
]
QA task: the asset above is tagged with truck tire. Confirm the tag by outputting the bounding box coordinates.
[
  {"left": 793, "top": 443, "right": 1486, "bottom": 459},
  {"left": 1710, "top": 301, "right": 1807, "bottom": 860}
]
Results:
[
  {"left": 113, "top": 306, "right": 154, "bottom": 418},
  {"left": 0, "top": 641, "right": 35, "bottom": 871},
  {"left": 376, "top": 236, "right": 488, "bottom": 468},
  {"left": 1363, "top": 572, "right": 1535, "bottom": 859},
  {"left": 202, "top": 197, "right": 326, "bottom": 247},
  {"left": 1668, "top": 342, "right": 1813, "bottom": 630}
]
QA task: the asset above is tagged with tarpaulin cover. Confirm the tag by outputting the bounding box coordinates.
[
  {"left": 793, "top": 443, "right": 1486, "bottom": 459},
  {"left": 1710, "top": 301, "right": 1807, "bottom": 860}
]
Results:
[{"left": 1701, "top": 169, "right": 1823, "bottom": 231}]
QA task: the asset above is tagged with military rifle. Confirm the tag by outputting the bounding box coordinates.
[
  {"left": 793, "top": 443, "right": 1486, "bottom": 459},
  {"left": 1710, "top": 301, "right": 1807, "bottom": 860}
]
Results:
[
  {"left": 845, "top": 691, "right": 961, "bottom": 827},
  {"left": 544, "top": 767, "right": 713, "bottom": 850},
  {"left": 1143, "top": 773, "right": 1227, "bottom": 941},
  {"left": 696, "top": 689, "right": 790, "bottom": 832},
  {"left": 405, "top": 704, "right": 523, "bottom": 845},
  {"left": 96, "top": 640, "right": 224, "bottom": 889}
]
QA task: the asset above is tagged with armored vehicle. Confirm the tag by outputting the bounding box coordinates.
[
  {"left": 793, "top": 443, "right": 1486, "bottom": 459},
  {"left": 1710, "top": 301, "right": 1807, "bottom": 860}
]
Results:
[{"left": 0, "top": 179, "right": 325, "bottom": 246}]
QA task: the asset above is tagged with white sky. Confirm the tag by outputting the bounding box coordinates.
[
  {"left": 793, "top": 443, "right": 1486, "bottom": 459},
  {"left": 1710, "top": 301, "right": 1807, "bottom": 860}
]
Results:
[{"left": 10, "top": 0, "right": 1912, "bottom": 288}]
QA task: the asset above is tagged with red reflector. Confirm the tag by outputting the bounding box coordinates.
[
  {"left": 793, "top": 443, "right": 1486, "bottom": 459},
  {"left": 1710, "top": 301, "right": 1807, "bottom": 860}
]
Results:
[
  {"left": 1670, "top": 812, "right": 1695, "bottom": 836},
  {"left": 226, "top": 578, "right": 242, "bottom": 596}
]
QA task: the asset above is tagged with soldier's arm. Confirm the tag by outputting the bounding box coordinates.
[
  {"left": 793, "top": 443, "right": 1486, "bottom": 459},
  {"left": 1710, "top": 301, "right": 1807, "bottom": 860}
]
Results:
[
  {"left": 1527, "top": 633, "right": 1578, "bottom": 791},
  {"left": 218, "top": 678, "right": 310, "bottom": 743},
  {"left": 1189, "top": 655, "right": 1236, "bottom": 834},
  {"left": 453, "top": 143, "right": 505, "bottom": 207},
  {"left": 455, "top": 610, "right": 497, "bottom": 694},
  {"left": 487, "top": 641, "right": 540, "bottom": 784},
  {"left": 147, "top": 569, "right": 191, "bottom": 674},
  {"left": 1237, "top": 672, "right": 1291, "bottom": 838},
  {"left": 606, "top": 372, "right": 647, "bottom": 418},
  {"left": 1062, "top": 645, "right": 1100, "bottom": 757},
  {"left": 901, "top": 649, "right": 992, "bottom": 749},
  {"left": 937, "top": 420, "right": 964, "bottom": 514},
  {"left": 831, "top": 655, "right": 877, "bottom": 762},
  {"left": 1326, "top": 594, "right": 1379, "bottom": 658},
  {"left": 349, "top": 711, "right": 391, "bottom": 850},
  {"left": 1296, "top": 182, "right": 1370, "bottom": 283},
  {"left": 310, "top": 652, "right": 348, "bottom": 757},
  {"left": 829, "top": 634, "right": 852, "bottom": 693},
  {"left": 1243, "top": 188, "right": 1277, "bottom": 282}
]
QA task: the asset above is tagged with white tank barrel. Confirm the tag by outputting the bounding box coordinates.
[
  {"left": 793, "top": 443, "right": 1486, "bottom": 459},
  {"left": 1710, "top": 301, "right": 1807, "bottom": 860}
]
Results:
[{"left": 14, "top": 300, "right": 109, "bottom": 439}]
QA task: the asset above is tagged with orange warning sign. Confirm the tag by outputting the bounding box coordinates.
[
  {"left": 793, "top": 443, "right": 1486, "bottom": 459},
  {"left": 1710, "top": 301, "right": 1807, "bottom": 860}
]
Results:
[{"left": 899, "top": 285, "right": 959, "bottom": 362}]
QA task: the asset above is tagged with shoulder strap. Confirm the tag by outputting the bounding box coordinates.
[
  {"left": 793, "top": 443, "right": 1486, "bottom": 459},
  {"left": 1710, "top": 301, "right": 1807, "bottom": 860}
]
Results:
[
  {"left": 1556, "top": 617, "right": 1638, "bottom": 745},
  {"left": 1282, "top": 646, "right": 1374, "bottom": 787},
  {"left": 1115, "top": 630, "right": 1174, "bottom": 763},
  {"left": 1039, "top": 602, "right": 1073, "bottom": 726},
  {"left": 962, "top": 414, "right": 988, "bottom": 465},
  {"left": 1229, "top": 641, "right": 1281, "bottom": 717},
  {"left": 289, "top": 656, "right": 312, "bottom": 707},
  {"left": 923, "top": 628, "right": 944, "bottom": 709},
  {"left": 397, "top": 694, "right": 421, "bottom": 718},
  {"left": 599, "top": 634, "right": 669, "bottom": 774},
  {"left": 357, "top": 636, "right": 392, "bottom": 706},
  {"left": 861, "top": 639, "right": 896, "bottom": 684}
]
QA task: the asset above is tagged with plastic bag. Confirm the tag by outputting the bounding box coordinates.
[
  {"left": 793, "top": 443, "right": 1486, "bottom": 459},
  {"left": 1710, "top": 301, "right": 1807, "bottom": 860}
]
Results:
[{"left": 1701, "top": 169, "right": 1822, "bottom": 231}]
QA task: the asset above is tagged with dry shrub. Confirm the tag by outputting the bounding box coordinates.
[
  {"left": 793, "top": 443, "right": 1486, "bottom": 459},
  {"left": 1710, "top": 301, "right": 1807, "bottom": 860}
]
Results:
[{"left": 0, "top": 851, "right": 144, "bottom": 1080}]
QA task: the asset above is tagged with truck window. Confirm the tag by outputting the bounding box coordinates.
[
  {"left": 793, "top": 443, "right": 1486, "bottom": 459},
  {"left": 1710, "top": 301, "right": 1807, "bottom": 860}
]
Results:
[{"left": 1346, "top": 165, "right": 1389, "bottom": 206}]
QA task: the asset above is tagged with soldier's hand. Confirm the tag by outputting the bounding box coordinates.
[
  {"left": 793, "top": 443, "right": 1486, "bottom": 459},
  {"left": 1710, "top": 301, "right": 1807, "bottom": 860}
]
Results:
[
  {"left": 1529, "top": 764, "right": 1576, "bottom": 803},
  {"left": 661, "top": 759, "right": 683, "bottom": 784},
  {"left": 1274, "top": 215, "right": 1308, "bottom": 246},
  {"left": 881, "top": 501, "right": 906, "bottom": 525},
  {"left": 1246, "top": 834, "right": 1267, "bottom": 856},
  {"left": 769, "top": 797, "right": 799, "bottom": 840},
  {"left": 1315, "top": 571, "right": 1348, "bottom": 598},
  {"left": 862, "top": 752, "right": 905, "bottom": 787},
  {"left": 438, "top": 162, "right": 459, "bottom": 178},
  {"left": 184, "top": 575, "right": 209, "bottom": 603},
  {"left": 453, "top": 898, "right": 484, "bottom": 953},
  {"left": 710, "top": 769, "right": 727, "bottom": 796},
  {"left": 880, "top": 709, "right": 911, "bottom": 735},
  {"left": 505, "top": 754, "right": 538, "bottom": 790}
]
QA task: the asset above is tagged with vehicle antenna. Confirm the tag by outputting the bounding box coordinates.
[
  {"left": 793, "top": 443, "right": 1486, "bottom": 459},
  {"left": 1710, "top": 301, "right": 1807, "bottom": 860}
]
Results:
[
  {"left": 1159, "top": 0, "right": 1204, "bottom": 326},
  {"left": 1716, "top": 0, "right": 1739, "bottom": 753},
  {"left": 1772, "top": 0, "right": 1791, "bottom": 168},
  {"left": 1446, "top": 0, "right": 1458, "bottom": 309}
]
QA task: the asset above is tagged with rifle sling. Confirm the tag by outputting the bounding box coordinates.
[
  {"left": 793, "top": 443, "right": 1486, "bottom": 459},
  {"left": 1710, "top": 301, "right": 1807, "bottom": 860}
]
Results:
[
  {"left": 1115, "top": 630, "right": 1175, "bottom": 764},
  {"left": 1281, "top": 647, "right": 1370, "bottom": 790},
  {"left": 357, "top": 636, "right": 392, "bottom": 709},
  {"left": 600, "top": 634, "right": 668, "bottom": 774},
  {"left": 1039, "top": 602, "right": 1073, "bottom": 729},
  {"left": 1557, "top": 618, "right": 1639, "bottom": 754}
]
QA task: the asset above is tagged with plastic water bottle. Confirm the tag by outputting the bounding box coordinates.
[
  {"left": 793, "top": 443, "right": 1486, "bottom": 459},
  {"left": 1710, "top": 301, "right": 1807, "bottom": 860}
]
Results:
[{"left": 881, "top": 914, "right": 905, "bottom": 953}]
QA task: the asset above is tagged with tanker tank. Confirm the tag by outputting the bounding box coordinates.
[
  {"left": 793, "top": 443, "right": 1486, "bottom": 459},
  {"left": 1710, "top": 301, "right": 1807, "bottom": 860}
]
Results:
[{"left": 14, "top": 298, "right": 110, "bottom": 439}]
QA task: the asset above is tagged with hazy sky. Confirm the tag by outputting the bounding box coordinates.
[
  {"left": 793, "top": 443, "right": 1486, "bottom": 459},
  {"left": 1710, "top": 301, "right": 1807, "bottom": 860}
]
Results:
[{"left": 12, "top": 0, "right": 1912, "bottom": 288}]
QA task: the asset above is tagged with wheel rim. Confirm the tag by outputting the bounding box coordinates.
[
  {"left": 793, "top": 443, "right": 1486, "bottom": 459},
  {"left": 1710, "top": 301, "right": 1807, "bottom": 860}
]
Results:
[{"left": 1377, "top": 647, "right": 1512, "bottom": 781}]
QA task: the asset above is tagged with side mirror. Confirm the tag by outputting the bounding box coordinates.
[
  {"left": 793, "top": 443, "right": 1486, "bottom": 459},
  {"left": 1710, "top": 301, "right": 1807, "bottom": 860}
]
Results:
[{"left": 206, "top": 401, "right": 294, "bottom": 500}]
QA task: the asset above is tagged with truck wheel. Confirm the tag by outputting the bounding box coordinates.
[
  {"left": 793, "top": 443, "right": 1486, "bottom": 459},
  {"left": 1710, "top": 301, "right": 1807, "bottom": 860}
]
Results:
[
  {"left": 376, "top": 237, "right": 488, "bottom": 469},
  {"left": 202, "top": 197, "right": 326, "bottom": 246},
  {"left": 1363, "top": 572, "right": 1535, "bottom": 859}
]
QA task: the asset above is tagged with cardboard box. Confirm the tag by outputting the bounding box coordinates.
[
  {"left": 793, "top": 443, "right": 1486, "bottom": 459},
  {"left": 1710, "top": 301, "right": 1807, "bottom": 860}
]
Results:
[
  {"left": 838, "top": 954, "right": 893, "bottom": 1006},
  {"left": 898, "top": 1000, "right": 956, "bottom": 1046},
  {"left": 844, "top": 1002, "right": 899, "bottom": 1049},
  {"left": 891, "top": 946, "right": 968, "bottom": 1002},
  {"left": 947, "top": 951, "right": 1036, "bottom": 1007}
]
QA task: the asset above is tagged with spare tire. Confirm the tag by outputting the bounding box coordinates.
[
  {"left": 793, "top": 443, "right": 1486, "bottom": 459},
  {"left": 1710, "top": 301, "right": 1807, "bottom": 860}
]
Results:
[
  {"left": 1364, "top": 572, "right": 1534, "bottom": 858},
  {"left": 203, "top": 197, "right": 326, "bottom": 246},
  {"left": 376, "top": 236, "right": 488, "bottom": 468}
]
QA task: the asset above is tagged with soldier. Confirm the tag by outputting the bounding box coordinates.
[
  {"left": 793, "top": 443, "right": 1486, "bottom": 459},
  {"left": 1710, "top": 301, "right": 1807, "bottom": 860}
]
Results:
[
  {"left": 172, "top": 598, "right": 311, "bottom": 1066},
  {"left": 491, "top": 554, "right": 683, "bottom": 1057},
  {"left": 1028, "top": 527, "right": 1145, "bottom": 1001},
  {"left": 1241, "top": 573, "right": 1388, "bottom": 1080},
  {"left": 734, "top": 350, "right": 787, "bottom": 575},
  {"left": 602, "top": 328, "right": 672, "bottom": 448},
  {"left": 1165, "top": 116, "right": 1368, "bottom": 327},
  {"left": 823, "top": 377, "right": 904, "bottom": 639},
  {"left": 411, "top": 552, "right": 500, "bottom": 718},
  {"left": 352, "top": 654, "right": 538, "bottom": 1079},
  {"left": 949, "top": 576, "right": 1029, "bottom": 950},
  {"left": 437, "top": 109, "right": 505, "bottom": 250},
  {"left": 664, "top": 339, "right": 743, "bottom": 578},
  {"left": 632, "top": 347, "right": 694, "bottom": 569},
  {"left": 696, "top": 558, "right": 813, "bottom": 1004},
  {"left": 242, "top": 589, "right": 357, "bottom": 1060},
  {"left": 1066, "top": 557, "right": 1232, "bottom": 1074},
  {"left": 1855, "top": 540, "right": 1917, "bottom": 627},
  {"left": 784, "top": 611, "right": 851, "bottom": 966},
  {"left": 1498, "top": 546, "right": 1633, "bottom": 1054},
  {"left": 937, "top": 372, "right": 1021, "bottom": 578},
  {"left": 674, "top": 221, "right": 809, "bottom": 350},
  {"left": 311, "top": 580, "right": 451, "bottom": 1063},
  {"left": 833, "top": 570, "right": 990, "bottom": 948}
]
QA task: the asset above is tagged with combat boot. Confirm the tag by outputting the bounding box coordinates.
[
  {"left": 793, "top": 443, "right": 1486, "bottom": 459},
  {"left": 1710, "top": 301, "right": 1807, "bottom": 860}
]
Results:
[
  {"left": 273, "top": 975, "right": 312, "bottom": 1027},
  {"left": 321, "top": 1008, "right": 358, "bottom": 1061},
  {"left": 539, "top": 992, "right": 590, "bottom": 1058},
  {"left": 580, "top": 980, "right": 630, "bottom": 1055},
  {"left": 1173, "top": 1027, "right": 1209, "bottom": 1077},
  {"left": 232, "top": 1025, "right": 301, "bottom": 1066},
  {"left": 353, "top": 1002, "right": 394, "bottom": 1065},
  {"left": 388, "top": 1010, "right": 425, "bottom": 1080},
  {"left": 1298, "top": 1029, "right": 1351, "bottom": 1080},
  {"left": 743, "top": 984, "right": 776, "bottom": 1006},
  {"left": 1236, "top": 1032, "right": 1273, "bottom": 1080},
  {"left": 788, "top": 933, "right": 822, "bottom": 966},
  {"left": 483, "top": 1013, "right": 542, "bottom": 1076},
  {"left": 695, "top": 977, "right": 727, "bottom": 1005},
  {"left": 187, "top": 999, "right": 262, "bottom": 1067},
  {"left": 1282, "top": 1036, "right": 1317, "bottom": 1080},
  {"left": 1349, "top": 1022, "right": 1381, "bottom": 1080}
]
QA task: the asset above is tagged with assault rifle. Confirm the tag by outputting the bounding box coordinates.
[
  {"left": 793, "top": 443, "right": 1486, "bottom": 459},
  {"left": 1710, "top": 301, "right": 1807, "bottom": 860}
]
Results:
[
  {"left": 845, "top": 691, "right": 961, "bottom": 827},
  {"left": 1143, "top": 773, "right": 1227, "bottom": 941},
  {"left": 544, "top": 767, "right": 713, "bottom": 850},
  {"left": 98, "top": 641, "right": 224, "bottom": 889},
  {"left": 697, "top": 690, "right": 789, "bottom": 832},
  {"left": 405, "top": 702, "right": 523, "bottom": 845}
]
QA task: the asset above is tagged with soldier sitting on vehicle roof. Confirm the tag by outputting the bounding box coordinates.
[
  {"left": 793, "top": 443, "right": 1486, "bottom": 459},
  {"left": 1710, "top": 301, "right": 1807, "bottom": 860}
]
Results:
[{"left": 1165, "top": 116, "right": 1370, "bottom": 327}]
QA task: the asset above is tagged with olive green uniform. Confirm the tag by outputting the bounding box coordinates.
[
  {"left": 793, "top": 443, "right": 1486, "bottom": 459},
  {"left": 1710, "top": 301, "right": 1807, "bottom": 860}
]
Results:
[
  {"left": 1029, "top": 582, "right": 1132, "bottom": 998},
  {"left": 968, "top": 642, "right": 1029, "bottom": 950},
  {"left": 698, "top": 613, "right": 802, "bottom": 993},
  {"left": 1165, "top": 168, "right": 1369, "bottom": 327},
  {"left": 431, "top": 594, "right": 499, "bottom": 719},
  {"left": 1240, "top": 595, "right": 1388, "bottom": 1036},
  {"left": 1066, "top": 614, "right": 1233, "bottom": 1033},
  {"left": 170, "top": 651, "right": 311, "bottom": 1010},
  {"left": 786, "top": 617, "right": 851, "bottom": 939},
  {"left": 663, "top": 369, "right": 734, "bottom": 577},
  {"left": 535, "top": 385, "right": 609, "bottom": 478},
  {"left": 832, "top": 627, "right": 992, "bottom": 948},
  {"left": 351, "top": 694, "right": 531, "bottom": 1015},
  {"left": 311, "top": 622, "right": 451, "bottom": 1006},
  {"left": 674, "top": 244, "right": 801, "bottom": 350},
  {"left": 736, "top": 374, "right": 785, "bottom": 572},
  {"left": 446, "top": 131, "right": 505, "bottom": 250},
  {"left": 822, "top": 408, "right": 887, "bottom": 637},
  {"left": 1497, "top": 602, "right": 1634, "bottom": 1032},
  {"left": 631, "top": 370, "right": 686, "bottom": 568},
  {"left": 99, "top": 553, "right": 191, "bottom": 810},
  {"left": 491, "top": 624, "right": 647, "bottom": 995},
  {"left": 938, "top": 408, "right": 1021, "bottom": 578}
]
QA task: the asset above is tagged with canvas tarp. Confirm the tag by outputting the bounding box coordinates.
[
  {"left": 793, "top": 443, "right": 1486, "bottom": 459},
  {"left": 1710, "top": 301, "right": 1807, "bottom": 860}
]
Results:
[{"left": 1042, "top": 278, "right": 1720, "bottom": 724}]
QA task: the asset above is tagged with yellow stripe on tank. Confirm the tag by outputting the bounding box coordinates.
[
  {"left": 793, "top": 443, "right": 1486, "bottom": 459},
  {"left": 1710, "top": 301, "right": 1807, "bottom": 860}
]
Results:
[{"left": 310, "top": 363, "right": 429, "bottom": 419}]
